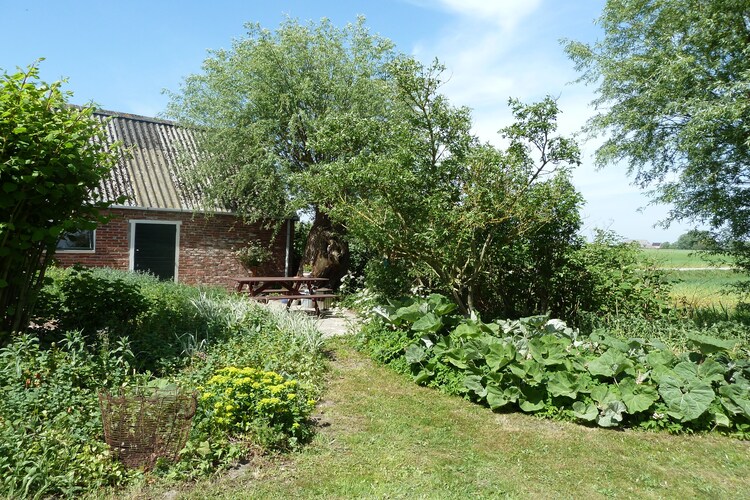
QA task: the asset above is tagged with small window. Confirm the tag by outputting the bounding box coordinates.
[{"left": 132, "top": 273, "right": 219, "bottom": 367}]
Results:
[{"left": 57, "top": 229, "right": 95, "bottom": 252}]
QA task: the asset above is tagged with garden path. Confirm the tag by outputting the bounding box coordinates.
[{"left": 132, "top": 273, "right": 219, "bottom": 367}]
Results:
[{"left": 314, "top": 308, "right": 359, "bottom": 338}]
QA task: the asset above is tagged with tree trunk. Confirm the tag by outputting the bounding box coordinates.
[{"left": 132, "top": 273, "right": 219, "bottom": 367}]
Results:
[{"left": 300, "top": 208, "right": 350, "bottom": 290}]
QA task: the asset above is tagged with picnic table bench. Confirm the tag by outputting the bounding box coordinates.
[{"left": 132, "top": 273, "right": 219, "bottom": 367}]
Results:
[{"left": 233, "top": 276, "right": 336, "bottom": 316}]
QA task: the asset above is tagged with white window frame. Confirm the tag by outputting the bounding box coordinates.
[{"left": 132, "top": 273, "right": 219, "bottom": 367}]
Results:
[
  {"left": 56, "top": 229, "right": 96, "bottom": 253},
  {"left": 128, "top": 220, "right": 181, "bottom": 282}
]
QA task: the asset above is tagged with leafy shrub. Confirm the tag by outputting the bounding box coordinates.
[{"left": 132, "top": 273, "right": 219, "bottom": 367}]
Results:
[
  {"left": 361, "top": 294, "right": 750, "bottom": 438},
  {"left": 37, "top": 267, "right": 227, "bottom": 373},
  {"left": 198, "top": 367, "right": 315, "bottom": 449},
  {"left": 475, "top": 230, "right": 671, "bottom": 324},
  {"left": 38, "top": 266, "right": 148, "bottom": 338},
  {"left": 563, "top": 231, "right": 671, "bottom": 321}
]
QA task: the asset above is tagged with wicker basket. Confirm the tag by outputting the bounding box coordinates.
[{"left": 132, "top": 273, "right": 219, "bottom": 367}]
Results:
[{"left": 99, "top": 388, "right": 197, "bottom": 469}]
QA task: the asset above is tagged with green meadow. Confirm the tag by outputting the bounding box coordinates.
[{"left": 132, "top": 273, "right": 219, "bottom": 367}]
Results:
[{"left": 639, "top": 249, "right": 745, "bottom": 308}]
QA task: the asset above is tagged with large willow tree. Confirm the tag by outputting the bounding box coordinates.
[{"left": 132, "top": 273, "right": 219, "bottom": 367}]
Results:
[
  {"left": 564, "top": 0, "right": 750, "bottom": 273},
  {"left": 166, "top": 17, "right": 397, "bottom": 285},
  {"left": 308, "top": 59, "right": 582, "bottom": 314}
]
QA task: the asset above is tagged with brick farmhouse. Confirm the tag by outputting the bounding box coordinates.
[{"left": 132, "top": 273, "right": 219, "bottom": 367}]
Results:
[{"left": 54, "top": 110, "right": 293, "bottom": 288}]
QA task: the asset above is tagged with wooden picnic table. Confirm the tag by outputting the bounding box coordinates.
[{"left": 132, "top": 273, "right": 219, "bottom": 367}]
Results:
[{"left": 233, "top": 276, "right": 335, "bottom": 315}]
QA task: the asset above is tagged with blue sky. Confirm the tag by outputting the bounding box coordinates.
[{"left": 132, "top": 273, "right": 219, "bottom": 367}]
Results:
[{"left": 1, "top": 0, "right": 696, "bottom": 243}]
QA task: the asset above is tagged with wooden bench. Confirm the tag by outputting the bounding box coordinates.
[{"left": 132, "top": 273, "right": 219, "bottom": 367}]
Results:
[{"left": 249, "top": 293, "right": 337, "bottom": 315}]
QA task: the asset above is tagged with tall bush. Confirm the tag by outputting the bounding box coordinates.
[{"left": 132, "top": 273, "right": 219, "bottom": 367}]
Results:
[{"left": 0, "top": 63, "right": 122, "bottom": 344}]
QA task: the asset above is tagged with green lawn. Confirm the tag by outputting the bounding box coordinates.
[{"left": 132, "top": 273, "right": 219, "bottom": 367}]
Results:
[{"left": 127, "top": 339, "right": 750, "bottom": 499}]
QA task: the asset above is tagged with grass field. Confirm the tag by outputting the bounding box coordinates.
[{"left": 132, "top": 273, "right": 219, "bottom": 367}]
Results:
[
  {"left": 666, "top": 269, "right": 746, "bottom": 308},
  {"left": 126, "top": 340, "right": 750, "bottom": 499},
  {"left": 639, "top": 249, "right": 746, "bottom": 307},
  {"left": 641, "top": 248, "right": 734, "bottom": 269}
]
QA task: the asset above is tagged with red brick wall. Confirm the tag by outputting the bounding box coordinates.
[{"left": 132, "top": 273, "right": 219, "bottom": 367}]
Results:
[{"left": 53, "top": 208, "right": 289, "bottom": 289}]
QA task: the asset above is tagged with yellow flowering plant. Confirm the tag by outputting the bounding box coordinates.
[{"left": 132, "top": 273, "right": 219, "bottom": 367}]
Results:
[{"left": 199, "top": 366, "right": 316, "bottom": 448}]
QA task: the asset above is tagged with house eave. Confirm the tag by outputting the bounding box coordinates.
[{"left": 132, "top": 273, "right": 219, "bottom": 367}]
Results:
[
  {"left": 109, "top": 204, "right": 299, "bottom": 221},
  {"left": 109, "top": 204, "right": 235, "bottom": 216}
]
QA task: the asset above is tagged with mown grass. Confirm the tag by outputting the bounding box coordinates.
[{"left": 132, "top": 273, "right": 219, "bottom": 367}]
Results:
[{"left": 127, "top": 338, "right": 750, "bottom": 499}]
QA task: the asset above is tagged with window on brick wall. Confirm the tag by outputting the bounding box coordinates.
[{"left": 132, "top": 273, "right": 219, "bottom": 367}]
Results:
[{"left": 56, "top": 229, "right": 95, "bottom": 252}]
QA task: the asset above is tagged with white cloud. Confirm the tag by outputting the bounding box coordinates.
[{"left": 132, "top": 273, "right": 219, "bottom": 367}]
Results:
[{"left": 429, "top": 0, "right": 543, "bottom": 31}]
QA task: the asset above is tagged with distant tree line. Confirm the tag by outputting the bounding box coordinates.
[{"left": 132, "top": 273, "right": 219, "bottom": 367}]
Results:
[{"left": 659, "top": 230, "right": 715, "bottom": 250}]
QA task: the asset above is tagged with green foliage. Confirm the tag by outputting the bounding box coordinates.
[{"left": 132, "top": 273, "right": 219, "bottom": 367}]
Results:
[
  {"left": 362, "top": 259, "right": 417, "bottom": 299},
  {"left": 0, "top": 63, "right": 123, "bottom": 342},
  {"left": 57, "top": 266, "right": 148, "bottom": 338},
  {"left": 0, "top": 331, "right": 138, "bottom": 497},
  {"left": 3, "top": 267, "right": 328, "bottom": 491},
  {"left": 361, "top": 294, "right": 750, "bottom": 437},
  {"left": 36, "top": 267, "right": 205, "bottom": 372},
  {"left": 318, "top": 63, "right": 583, "bottom": 314},
  {"left": 671, "top": 230, "right": 716, "bottom": 251},
  {"left": 166, "top": 17, "right": 395, "bottom": 221},
  {"left": 234, "top": 240, "right": 272, "bottom": 269},
  {"left": 198, "top": 366, "right": 315, "bottom": 449},
  {"left": 480, "top": 229, "right": 671, "bottom": 323},
  {"left": 564, "top": 0, "right": 750, "bottom": 282},
  {"left": 563, "top": 231, "right": 671, "bottom": 321},
  {"left": 476, "top": 175, "right": 584, "bottom": 319}
]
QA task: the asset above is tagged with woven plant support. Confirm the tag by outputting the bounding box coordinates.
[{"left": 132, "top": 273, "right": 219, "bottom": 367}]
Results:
[{"left": 99, "top": 388, "right": 197, "bottom": 469}]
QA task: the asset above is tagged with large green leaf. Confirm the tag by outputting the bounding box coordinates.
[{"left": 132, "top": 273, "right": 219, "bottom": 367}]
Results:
[
  {"left": 718, "top": 384, "right": 750, "bottom": 418},
  {"left": 673, "top": 361, "right": 700, "bottom": 381},
  {"left": 572, "top": 401, "right": 598, "bottom": 421},
  {"left": 587, "top": 349, "right": 632, "bottom": 378},
  {"left": 658, "top": 375, "right": 715, "bottom": 422},
  {"left": 442, "top": 348, "right": 469, "bottom": 369},
  {"left": 413, "top": 368, "right": 434, "bottom": 384},
  {"left": 486, "top": 342, "right": 516, "bottom": 371},
  {"left": 646, "top": 349, "right": 676, "bottom": 369},
  {"left": 518, "top": 385, "right": 546, "bottom": 412},
  {"left": 411, "top": 312, "right": 443, "bottom": 333},
  {"left": 432, "top": 335, "right": 453, "bottom": 356},
  {"left": 427, "top": 294, "right": 458, "bottom": 316},
  {"left": 618, "top": 378, "right": 658, "bottom": 414},
  {"left": 486, "top": 384, "right": 520, "bottom": 410},
  {"left": 698, "top": 358, "right": 727, "bottom": 384},
  {"left": 393, "top": 302, "right": 425, "bottom": 324},
  {"left": 650, "top": 363, "right": 674, "bottom": 384},
  {"left": 453, "top": 322, "right": 482, "bottom": 339},
  {"left": 687, "top": 334, "right": 737, "bottom": 355},
  {"left": 711, "top": 406, "right": 731, "bottom": 427},
  {"left": 463, "top": 374, "right": 487, "bottom": 398},
  {"left": 528, "top": 336, "right": 569, "bottom": 367},
  {"left": 590, "top": 384, "right": 620, "bottom": 405},
  {"left": 546, "top": 371, "right": 579, "bottom": 399},
  {"left": 596, "top": 400, "right": 627, "bottom": 428},
  {"left": 405, "top": 344, "right": 426, "bottom": 364},
  {"left": 509, "top": 359, "right": 544, "bottom": 386}
]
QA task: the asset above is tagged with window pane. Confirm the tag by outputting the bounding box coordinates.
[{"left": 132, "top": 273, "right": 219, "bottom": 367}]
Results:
[{"left": 57, "top": 230, "right": 94, "bottom": 251}]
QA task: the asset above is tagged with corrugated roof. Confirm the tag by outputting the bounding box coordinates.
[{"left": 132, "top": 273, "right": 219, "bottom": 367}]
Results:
[{"left": 93, "top": 109, "right": 221, "bottom": 212}]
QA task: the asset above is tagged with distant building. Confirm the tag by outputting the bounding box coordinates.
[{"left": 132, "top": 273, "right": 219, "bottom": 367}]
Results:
[{"left": 625, "top": 239, "right": 653, "bottom": 248}]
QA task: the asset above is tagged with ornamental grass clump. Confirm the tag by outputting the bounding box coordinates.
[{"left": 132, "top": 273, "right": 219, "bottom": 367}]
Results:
[{"left": 199, "top": 366, "right": 315, "bottom": 449}]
